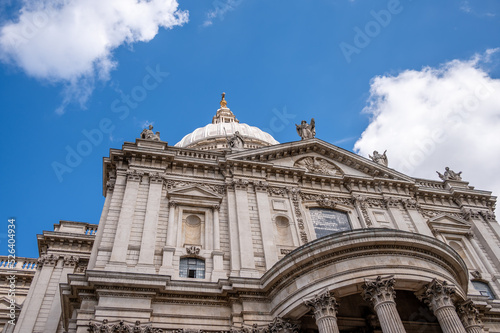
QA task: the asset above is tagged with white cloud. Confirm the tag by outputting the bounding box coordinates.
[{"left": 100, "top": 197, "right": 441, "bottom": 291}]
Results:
[
  {"left": 0, "top": 0, "right": 188, "bottom": 113},
  {"left": 203, "top": 0, "right": 241, "bottom": 27},
  {"left": 354, "top": 49, "right": 500, "bottom": 201}
]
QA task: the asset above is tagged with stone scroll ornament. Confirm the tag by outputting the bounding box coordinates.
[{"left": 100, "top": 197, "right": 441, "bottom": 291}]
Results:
[{"left": 296, "top": 118, "right": 315, "bottom": 140}]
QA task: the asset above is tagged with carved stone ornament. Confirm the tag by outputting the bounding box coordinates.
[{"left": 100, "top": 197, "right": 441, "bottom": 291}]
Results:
[
  {"left": 362, "top": 276, "right": 397, "bottom": 307},
  {"left": 470, "top": 270, "right": 482, "bottom": 280},
  {"left": 140, "top": 124, "right": 161, "bottom": 141},
  {"left": 418, "top": 279, "right": 457, "bottom": 312},
  {"left": 88, "top": 319, "right": 162, "bottom": 333},
  {"left": 456, "top": 299, "right": 484, "bottom": 330},
  {"left": 369, "top": 150, "right": 388, "bottom": 167},
  {"left": 294, "top": 156, "right": 339, "bottom": 176},
  {"left": 295, "top": 118, "right": 315, "bottom": 140},
  {"left": 127, "top": 169, "right": 144, "bottom": 182},
  {"left": 305, "top": 289, "right": 339, "bottom": 320},
  {"left": 186, "top": 246, "right": 201, "bottom": 255},
  {"left": 267, "top": 317, "right": 300, "bottom": 333},
  {"left": 63, "top": 255, "right": 79, "bottom": 267},
  {"left": 227, "top": 131, "right": 245, "bottom": 151},
  {"left": 165, "top": 180, "right": 226, "bottom": 195},
  {"left": 149, "top": 172, "right": 164, "bottom": 184},
  {"left": 437, "top": 167, "right": 462, "bottom": 181},
  {"left": 37, "top": 254, "right": 58, "bottom": 268}
]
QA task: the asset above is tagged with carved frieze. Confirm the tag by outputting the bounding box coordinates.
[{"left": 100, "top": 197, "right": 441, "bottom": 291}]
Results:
[
  {"left": 88, "top": 319, "right": 162, "bottom": 333},
  {"left": 294, "top": 156, "right": 340, "bottom": 176},
  {"left": 267, "top": 186, "right": 287, "bottom": 197}
]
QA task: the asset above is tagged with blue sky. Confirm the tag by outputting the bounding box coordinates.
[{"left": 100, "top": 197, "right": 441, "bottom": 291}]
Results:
[{"left": 1, "top": 0, "right": 499, "bottom": 258}]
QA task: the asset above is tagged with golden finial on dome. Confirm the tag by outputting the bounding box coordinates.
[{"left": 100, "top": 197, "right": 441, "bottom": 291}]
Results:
[{"left": 220, "top": 92, "right": 227, "bottom": 108}]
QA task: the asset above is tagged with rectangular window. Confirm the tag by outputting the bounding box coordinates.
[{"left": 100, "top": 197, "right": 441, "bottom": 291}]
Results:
[
  {"left": 179, "top": 258, "right": 205, "bottom": 279},
  {"left": 310, "top": 208, "right": 351, "bottom": 239}
]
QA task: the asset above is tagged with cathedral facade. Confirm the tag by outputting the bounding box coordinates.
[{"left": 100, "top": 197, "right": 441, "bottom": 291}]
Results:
[{"left": 2, "top": 95, "right": 500, "bottom": 333}]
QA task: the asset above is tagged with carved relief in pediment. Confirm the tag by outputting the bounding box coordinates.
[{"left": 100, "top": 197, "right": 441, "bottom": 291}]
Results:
[{"left": 294, "top": 156, "right": 341, "bottom": 176}]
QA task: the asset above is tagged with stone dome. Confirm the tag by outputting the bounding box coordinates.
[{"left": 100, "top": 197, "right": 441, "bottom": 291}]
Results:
[{"left": 174, "top": 94, "right": 279, "bottom": 151}]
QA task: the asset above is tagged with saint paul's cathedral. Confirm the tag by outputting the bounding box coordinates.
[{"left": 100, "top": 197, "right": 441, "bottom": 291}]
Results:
[{"left": 1, "top": 94, "right": 500, "bottom": 333}]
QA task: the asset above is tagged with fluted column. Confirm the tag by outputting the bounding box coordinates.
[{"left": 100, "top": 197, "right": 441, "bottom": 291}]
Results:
[
  {"left": 304, "top": 289, "right": 340, "bottom": 333},
  {"left": 362, "top": 276, "right": 407, "bottom": 333},
  {"left": 419, "top": 279, "right": 467, "bottom": 333},
  {"left": 456, "top": 299, "right": 485, "bottom": 333}
]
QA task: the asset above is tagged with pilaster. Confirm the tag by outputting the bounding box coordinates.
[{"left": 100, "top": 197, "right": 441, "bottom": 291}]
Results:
[
  {"left": 255, "top": 183, "right": 279, "bottom": 270},
  {"left": 137, "top": 173, "right": 163, "bottom": 271},
  {"left": 108, "top": 170, "right": 142, "bottom": 268}
]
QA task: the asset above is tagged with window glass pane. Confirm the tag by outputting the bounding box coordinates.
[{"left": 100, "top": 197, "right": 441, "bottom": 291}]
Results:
[
  {"left": 179, "top": 258, "right": 205, "bottom": 279},
  {"left": 472, "top": 281, "right": 495, "bottom": 299},
  {"left": 310, "top": 208, "right": 351, "bottom": 239}
]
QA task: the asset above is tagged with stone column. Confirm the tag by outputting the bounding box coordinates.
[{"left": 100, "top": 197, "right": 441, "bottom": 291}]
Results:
[
  {"left": 419, "top": 279, "right": 467, "bottom": 333},
  {"left": 304, "top": 289, "right": 340, "bottom": 333},
  {"left": 456, "top": 299, "right": 485, "bottom": 333},
  {"left": 362, "top": 276, "right": 407, "bottom": 333}
]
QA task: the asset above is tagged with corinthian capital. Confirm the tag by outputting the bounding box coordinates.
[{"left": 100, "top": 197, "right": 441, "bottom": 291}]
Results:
[
  {"left": 457, "top": 299, "right": 484, "bottom": 330},
  {"left": 304, "top": 289, "right": 339, "bottom": 320},
  {"left": 362, "top": 275, "right": 397, "bottom": 307},
  {"left": 418, "top": 279, "right": 457, "bottom": 312}
]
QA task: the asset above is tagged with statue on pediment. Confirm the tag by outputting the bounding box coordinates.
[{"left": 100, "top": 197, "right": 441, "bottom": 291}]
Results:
[
  {"left": 369, "top": 150, "right": 388, "bottom": 167},
  {"left": 296, "top": 118, "right": 315, "bottom": 140},
  {"left": 227, "top": 131, "right": 245, "bottom": 151},
  {"left": 437, "top": 167, "right": 462, "bottom": 181},
  {"left": 140, "top": 124, "right": 161, "bottom": 141}
]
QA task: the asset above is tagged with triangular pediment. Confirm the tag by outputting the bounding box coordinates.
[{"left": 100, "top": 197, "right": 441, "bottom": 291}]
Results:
[
  {"left": 226, "top": 138, "right": 413, "bottom": 181},
  {"left": 168, "top": 185, "right": 222, "bottom": 200},
  {"left": 427, "top": 214, "right": 471, "bottom": 235},
  {"left": 0, "top": 296, "right": 20, "bottom": 309}
]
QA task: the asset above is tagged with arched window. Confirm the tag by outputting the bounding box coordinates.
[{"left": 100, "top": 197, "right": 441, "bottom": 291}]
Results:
[
  {"left": 472, "top": 281, "right": 495, "bottom": 299},
  {"left": 179, "top": 258, "right": 205, "bottom": 279}
]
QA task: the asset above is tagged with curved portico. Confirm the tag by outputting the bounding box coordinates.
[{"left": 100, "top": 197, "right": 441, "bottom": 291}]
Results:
[{"left": 262, "top": 228, "right": 469, "bottom": 332}]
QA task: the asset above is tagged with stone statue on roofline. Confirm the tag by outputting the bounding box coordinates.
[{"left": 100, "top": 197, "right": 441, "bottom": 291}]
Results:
[
  {"left": 140, "top": 125, "right": 161, "bottom": 141},
  {"left": 369, "top": 150, "right": 388, "bottom": 167},
  {"left": 437, "top": 167, "right": 462, "bottom": 181},
  {"left": 227, "top": 131, "right": 245, "bottom": 151},
  {"left": 296, "top": 118, "right": 315, "bottom": 140}
]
